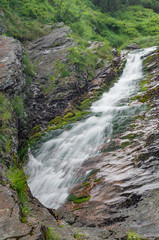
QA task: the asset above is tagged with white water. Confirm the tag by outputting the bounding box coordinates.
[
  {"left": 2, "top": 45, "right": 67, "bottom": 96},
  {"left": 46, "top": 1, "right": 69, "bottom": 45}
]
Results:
[{"left": 26, "top": 46, "right": 156, "bottom": 209}]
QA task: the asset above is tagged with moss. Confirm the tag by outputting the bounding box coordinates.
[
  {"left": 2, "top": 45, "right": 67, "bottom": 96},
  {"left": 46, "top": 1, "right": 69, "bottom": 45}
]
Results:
[
  {"left": 67, "top": 194, "right": 90, "bottom": 204},
  {"left": 83, "top": 182, "right": 90, "bottom": 186},
  {"left": 143, "top": 52, "right": 159, "bottom": 72},
  {"left": 64, "top": 112, "right": 74, "bottom": 118},
  {"left": 138, "top": 86, "right": 159, "bottom": 103},
  {"left": 7, "top": 164, "right": 30, "bottom": 220},
  {"left": 74, "top": 233, "right": 87, "bottom": 240},
  {"left": 78, "top": 99, "right": 92, "bottom": 111},
  {"left": 102, "top": 141, "right": 119, "bottom": 153},
  {"left": 94, "top": 178, "right": 101, "bottom": 182},
  {"left": 46, "top": 227, "right": 62, "bottom": 240},
  {"left": 73, "top": 207, "right": 80, "bottom": 211},
  {"left": 59, "top": 225, "right": 65, "bottom": 228},
  {"left": 120, "top": 141, "right": 132, "bottom": 148}
]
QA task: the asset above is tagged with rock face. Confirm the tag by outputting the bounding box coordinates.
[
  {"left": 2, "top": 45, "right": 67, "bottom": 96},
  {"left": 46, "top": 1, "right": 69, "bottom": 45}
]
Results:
[
  {"left": 0, "top": 10, "right": 7, "bottom": 35},
  {"left": 0, "top": 36, "right": 25, "bottom": 93},
  {"left": 0, "top": 28, "right": 123, "bottom": 240},
  {"left": 0, "top": 164, "right": 32, "bottom": 240},
  {"left": 126, "top": 43, "right": 140, "bottom": 50},
  {"left": 59, "top": 50, "right": 159, "bottom": 238},
  {"left": 25, "top": 27, "right": 122, "bottom": 128},
  {"left": 27, "top": 26, "right": 74, "bottom": 80}
]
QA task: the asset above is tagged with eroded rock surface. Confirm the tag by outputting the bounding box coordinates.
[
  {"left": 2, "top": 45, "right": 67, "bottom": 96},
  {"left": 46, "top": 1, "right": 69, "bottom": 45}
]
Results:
[
  {"left": 126, "top": 43, "right": 140, "bottom": 50},
  {"left": 59, "top": 50, "right": 159, "bottom": 238},
  {"left": 25, "top": 27, "right": 122, "bottom": 128},
  {"left": 0, "top": 36, "right": 25, "bottom": 93},
  {"left": 27, "top": 26, "right": 74, "bottom": 80}
]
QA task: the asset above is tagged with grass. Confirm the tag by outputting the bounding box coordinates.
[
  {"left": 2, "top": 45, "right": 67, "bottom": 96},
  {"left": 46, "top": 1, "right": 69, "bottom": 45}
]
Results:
[
  {"left": 12, "top": 95, "right": 25, "bottom": 118},
  {"left": 46, "top": 227, "right": 61, "bottom": 240},
  {"left": 4, "top": 10, "right": 50, "bottom": 42},
  {"left": 0, "top": 93, "right": 13, "bottom": 156},
  {"left": 127, "top": 231, "right": 144, "bottom": 240},
  {"left": 22, "top": 51, "right": 35, "bottom": 77},
  {"left": 7, "top": 164, "right": 30, "bottom": 219}
]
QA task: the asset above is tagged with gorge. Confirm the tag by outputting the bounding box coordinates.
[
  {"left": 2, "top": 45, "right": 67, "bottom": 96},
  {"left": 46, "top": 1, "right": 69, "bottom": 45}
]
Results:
[{"left": 1, "top": 1, "right": 159, "bottom": 239}]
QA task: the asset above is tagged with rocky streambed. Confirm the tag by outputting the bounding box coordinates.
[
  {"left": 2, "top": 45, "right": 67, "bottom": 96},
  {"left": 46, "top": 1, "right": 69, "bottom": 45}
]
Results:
[
  {"left": 0, "top": 19, "right": 159, "bottom": 240},
  {"left": 57, "top": 49, "right": 159, "bottom": 237}
]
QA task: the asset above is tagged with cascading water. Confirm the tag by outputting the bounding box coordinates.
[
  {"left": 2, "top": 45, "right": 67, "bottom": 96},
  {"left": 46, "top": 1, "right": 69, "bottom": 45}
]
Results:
[{"left": 25, "top": 46, "right": 156, "bottom": 210}]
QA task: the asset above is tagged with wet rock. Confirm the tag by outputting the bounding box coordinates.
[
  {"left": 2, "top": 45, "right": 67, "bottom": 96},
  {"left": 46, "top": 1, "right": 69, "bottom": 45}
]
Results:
[
  {"left": 59, "top": 49, "right": 159, "bottom": 238},
  {"left": 0, "top": 36, "right": 25, "bottom": 93},
  {"left": 126, "top": 43, "right": 140, "bottom": 50}
]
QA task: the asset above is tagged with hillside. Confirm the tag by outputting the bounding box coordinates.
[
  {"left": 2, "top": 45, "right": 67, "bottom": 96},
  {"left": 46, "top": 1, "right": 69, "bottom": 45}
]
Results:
[{"left": 1, "top": 0, "right": 159, "bottom": 48}]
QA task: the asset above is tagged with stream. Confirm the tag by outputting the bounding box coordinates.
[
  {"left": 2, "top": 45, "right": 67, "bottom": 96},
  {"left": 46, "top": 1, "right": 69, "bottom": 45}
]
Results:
[{"left": 26, "top": 46, "right": 157, "bottom": 214}]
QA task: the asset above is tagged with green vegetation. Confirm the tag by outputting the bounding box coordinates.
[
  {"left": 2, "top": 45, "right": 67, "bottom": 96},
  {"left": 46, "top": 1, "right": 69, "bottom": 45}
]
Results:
[
  {"left": 74, "top": 233, "right": 86, "bottom": 240},
  {"left": 1, "top": 0, "right": 159, "bottom": 48},
  {"left": 127, "top": 231, "right": 144, "bottom": 240},
  {"left": 94, "top": 178, "right": 101, "bottom": 182},
  {"left": 67, "top": 194, "right": 90, "bottom": 204},
  {"left": 46, "top": 227, "right": 61, "bottom": 240},
  {"left": 13, "top": 95, "right": 26, "bottom": 119},
  {"left": 0, "top": 93, "right": 13, "bottom": 157},
  {"left": 7, "top": 164, "right": 30, "bottom": 218},
  {"left": 22, "top": 51, "right": 35, "bottom": 85},
  {"left": 83, "top": 182, "right": 90, "bottom": 186}
]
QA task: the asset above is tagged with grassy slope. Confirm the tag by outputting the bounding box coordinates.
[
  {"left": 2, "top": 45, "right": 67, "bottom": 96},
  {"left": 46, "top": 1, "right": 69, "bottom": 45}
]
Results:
[{"left": 1, "top": 1, "right": 159, "bottom": 48}]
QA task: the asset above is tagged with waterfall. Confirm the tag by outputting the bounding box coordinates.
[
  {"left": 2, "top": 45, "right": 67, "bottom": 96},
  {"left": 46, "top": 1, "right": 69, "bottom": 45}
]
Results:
[{"left": 25, "top": 46, "right": 156, "bottom": 209}]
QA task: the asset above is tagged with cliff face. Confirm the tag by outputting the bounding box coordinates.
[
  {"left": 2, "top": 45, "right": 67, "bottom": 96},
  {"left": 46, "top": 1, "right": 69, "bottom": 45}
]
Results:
[
  {"left": 25, "top": 25, "right": 121, "bottom": 129},
  {"left": 0, "top": 10, "right": 7, "bottom": 35},
  {"left": 0, "top": 36, "right": 25, "bottom": 92},
  {"left": 0, "top": 24, "right": 123, "bottom": 239},
  {"left": 1, "top": 22, "right": 159, "bottom": 239}
]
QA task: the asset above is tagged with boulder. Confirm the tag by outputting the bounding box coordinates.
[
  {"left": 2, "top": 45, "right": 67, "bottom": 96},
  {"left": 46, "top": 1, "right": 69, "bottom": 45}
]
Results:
[
  {"left": 27, "top": 26, "right": 74, "bottom": 80},
  {"left": 126, "top": 43, "right": 140, "bottom": 50}
]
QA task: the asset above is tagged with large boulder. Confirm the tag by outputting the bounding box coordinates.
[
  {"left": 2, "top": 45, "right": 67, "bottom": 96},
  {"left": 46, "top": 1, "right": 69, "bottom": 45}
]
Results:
[
  {"left": 0, "top": 36, "right": 25, "bottom": 93},
  {"left": 27, "top": 26, "right": 74, "bottom": 80},
  {"left": 126, "top": 43, "right": 140, "bottom": 50}
]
